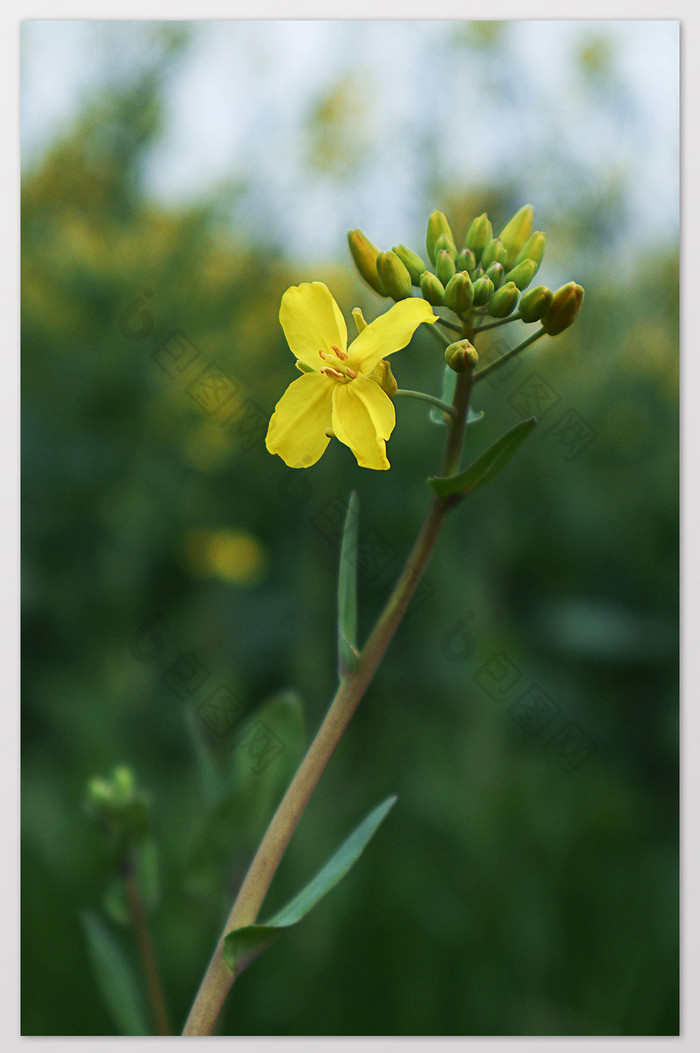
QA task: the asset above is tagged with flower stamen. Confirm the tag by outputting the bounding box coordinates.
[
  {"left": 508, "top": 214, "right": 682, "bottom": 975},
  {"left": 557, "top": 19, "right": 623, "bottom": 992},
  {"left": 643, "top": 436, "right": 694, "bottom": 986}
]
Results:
[
  {"left": 319, "top": 347, "right": 357, "bottom": 382},
  {"left": 320, "top": 366, "right": 345, "bottom": 380}
]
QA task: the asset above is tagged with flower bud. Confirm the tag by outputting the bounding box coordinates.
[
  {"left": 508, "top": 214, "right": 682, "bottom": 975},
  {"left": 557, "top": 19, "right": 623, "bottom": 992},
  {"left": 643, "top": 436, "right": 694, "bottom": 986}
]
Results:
[
  {"left": 433, "top": 232, "right": 457, "bottom": 259},
  {"left": 472, "top": 275, "right": 494, "bottom": 307},
  {"left": 436, "top": 248, "right": 456, "bottom": 286},
  {"left": 519, "top": 285, "right": 554, "bottom": 323},
  {"left": 348, "top": 229, "right": 386, "bottom": 295},
  {"left": 487, "top": 281, "right": 520, "bottom": 318},
  {"left": 392, "top": 244, "right": 428, "bottom": 285},
  {"left": 444, "top": 271, "right": 474, "bottom": 314},
  {"left": 514, "top": 231, "right": 546, "bottom": 269},
  {"left": 84, "top": 768, "right": 152, "bottom": 848},
  {"left": 444, "top": 338, "right": 479, "bottom": 373},
  {"left": 112, "top": 766, "right": 135, "bottom": 805},
  {"left": 499, "top": 204, "right": 534, "bottom": 269},
  {"left": 352, "top": 306, "right": 368, "bottom": 333},
  {"left": 377, "top": 250, "right": 413, "bottom": 301},
  {"left": 86, "top": 777, "right": 113, "bottom": 811},
  {"left": 419, "top": 270, "right": 445, "bottom": 306},
  {"left": 370, "top": 358, "right": 398, "bottom": 397},
  {"left": 465, "top": 213, "right": 493, "bottom": 262},
  {"left": 541, "top": 282, "right": 584, "bottom": 335},
  {"left": 485, "top": 262, "right": 505, "bottom": 289},
  {"left": 506, "top": 258, "right": 538, "bottom": 291},
  {"left": 456, "top": 247, "right": 477, "bottom": 274},
  {"left": 426, "top": 210, "right": 455, "bottom": 265},
  {"left": 481, "top": 237, "right": 507, "bottom": 269}
]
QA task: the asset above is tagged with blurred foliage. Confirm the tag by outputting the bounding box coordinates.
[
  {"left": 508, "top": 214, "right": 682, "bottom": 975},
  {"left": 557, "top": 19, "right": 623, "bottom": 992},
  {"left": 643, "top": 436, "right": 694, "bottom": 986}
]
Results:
[{"left": 22, "top": 27, "right": 677, "bottom": 1037}]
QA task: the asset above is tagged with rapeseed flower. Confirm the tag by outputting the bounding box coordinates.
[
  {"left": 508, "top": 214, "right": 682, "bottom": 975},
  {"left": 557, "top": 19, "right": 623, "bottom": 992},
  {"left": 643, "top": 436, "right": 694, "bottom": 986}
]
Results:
[{"left": 266, "top": 282, "right": 435, "bottom": 470}]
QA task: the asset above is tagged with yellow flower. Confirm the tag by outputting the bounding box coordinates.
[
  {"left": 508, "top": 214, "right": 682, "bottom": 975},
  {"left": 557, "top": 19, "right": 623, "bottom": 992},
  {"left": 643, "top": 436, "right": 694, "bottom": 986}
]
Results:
[{"left": 266, "top": 282, "right": 436, "bottom": 470}]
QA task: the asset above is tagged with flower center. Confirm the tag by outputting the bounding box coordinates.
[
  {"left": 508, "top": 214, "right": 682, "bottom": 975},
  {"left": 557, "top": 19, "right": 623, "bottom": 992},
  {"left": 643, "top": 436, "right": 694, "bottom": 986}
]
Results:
[{"left": 318, "top": 345, "right": 357, "bottom": 383}]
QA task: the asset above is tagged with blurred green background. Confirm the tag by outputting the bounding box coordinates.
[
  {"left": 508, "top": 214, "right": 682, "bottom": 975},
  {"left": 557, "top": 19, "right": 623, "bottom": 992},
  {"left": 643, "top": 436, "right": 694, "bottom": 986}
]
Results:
[{"left": 21, "top": 21, "right": 678, "bottom": 1036}]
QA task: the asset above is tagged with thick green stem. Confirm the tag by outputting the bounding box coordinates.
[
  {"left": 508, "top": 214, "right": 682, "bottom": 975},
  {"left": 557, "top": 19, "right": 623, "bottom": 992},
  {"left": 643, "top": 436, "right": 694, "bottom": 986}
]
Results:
[
  {"left": 182, "top": 370, "right": 474, "bottom": 1037},
  {"left": 441, "top": 369, "right": 475, "bottom": 476}
]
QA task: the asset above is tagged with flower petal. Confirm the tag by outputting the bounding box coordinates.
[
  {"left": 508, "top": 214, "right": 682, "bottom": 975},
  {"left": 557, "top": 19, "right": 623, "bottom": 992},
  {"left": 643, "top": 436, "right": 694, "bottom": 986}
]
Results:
[
  {"left": 347, "top": 297, "right": 437, "bottom": 374},
  {"left": 279, "top": 282, "right": 348, "bottom": 369},
  {"left": 331, "top": 374, "right": 396, "bottom": 471},
  {"left": 265, "top": 371, "right": 334, "bottom": 468}
]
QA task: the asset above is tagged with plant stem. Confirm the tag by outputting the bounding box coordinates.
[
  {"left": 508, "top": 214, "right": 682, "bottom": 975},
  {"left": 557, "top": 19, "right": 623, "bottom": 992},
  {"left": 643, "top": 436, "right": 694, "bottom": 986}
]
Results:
[
  {"left": 124, "top": 858, "right": 171, "bottom": 1036},
  {"left": 435, "top": 315, "right": 462, "bottom": 333},
  {"left": 182, "top": 373, "right": 474, "bottom": 1037},
  {"left": 394, "top": 388, "right": 456, "bottom": 416},
  {"left": 473, "top": 327, "right": 546, "bottom": 384},
  {"left": 474, "top": 313, "right": 522, "bottom": 333}
]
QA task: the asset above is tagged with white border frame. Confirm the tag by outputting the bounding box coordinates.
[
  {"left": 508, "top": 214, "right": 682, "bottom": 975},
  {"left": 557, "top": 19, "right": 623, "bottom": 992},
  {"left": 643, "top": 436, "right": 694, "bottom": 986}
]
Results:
[{"left": 7, "top": 6, "right": 695, "bottom": 1048}]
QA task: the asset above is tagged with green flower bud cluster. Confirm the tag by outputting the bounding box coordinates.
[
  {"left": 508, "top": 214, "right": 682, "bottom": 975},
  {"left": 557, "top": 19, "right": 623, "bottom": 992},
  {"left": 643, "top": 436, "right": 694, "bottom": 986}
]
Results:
[
  {"left": 85, "top": 765, "right": 152, "bottom": 856},
  {"left": 464, "top": 205, "right": 544, "bottom": 316},
  {"left": 346, "top": 206, "right": 584, "bottom": 336}
]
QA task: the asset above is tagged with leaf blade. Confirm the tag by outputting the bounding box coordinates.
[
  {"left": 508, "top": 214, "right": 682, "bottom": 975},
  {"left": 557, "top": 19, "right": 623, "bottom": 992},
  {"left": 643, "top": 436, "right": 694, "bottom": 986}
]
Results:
[
  {"left": 80, "top": 910, "right": 150, "bottom": 1036},
  {"left": 183, "top": 705, "right": 226, "bottom": 807},
  {"left": 223, "top": 795, "right": 397, "bottom": 975},
  {"left": 184, "top": 691, "right": 307, "bottom": 899},
  {"left": 428, "top": 417, "right": 537, "bottom": 500}
]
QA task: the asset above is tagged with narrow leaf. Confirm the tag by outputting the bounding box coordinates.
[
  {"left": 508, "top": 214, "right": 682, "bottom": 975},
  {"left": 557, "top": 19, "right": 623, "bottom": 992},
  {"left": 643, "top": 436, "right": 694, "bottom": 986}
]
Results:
[
  {"left": 338, "top": 491, "right": 360, "bottom": 675},
  {"left": 223, "top": 795, "right": 397, "bottom": 976},
  {"left": 227, "top": 690, "right": 306, "bottom": 792},
  {"left": 80, "top": 910, "right": 150, "bottom": 1036},
  {"left": 428, "top": 417, "right": 537, "bottom": 500},
  {"left": 185, "top": 692, "right": 306, "bottom": 899},
  {"left": 184, "top": 705, "right": 226, "bottom": 807},
  {"left": 101, "top": 839, "right": 160, "bottom": 926}
]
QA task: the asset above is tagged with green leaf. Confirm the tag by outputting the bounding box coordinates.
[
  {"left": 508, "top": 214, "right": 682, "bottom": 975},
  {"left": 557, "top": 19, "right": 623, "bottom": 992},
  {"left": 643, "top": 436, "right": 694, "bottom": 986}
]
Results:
[
  {"left": 428, "top": 417, "right": 537, "bottom": 500},
  {"left": 228, "top": 690, "right": 306, "bottom": 790},
  {"left": 184, "top": 692, "right": 306, "bottom": 899},
  {"left": 337, "top": 491, "right": 360, "bottom": 676},
  {"left": 101, "top": 879, "right": 131, "bottom": 927},
  {"left": 466, "top": 407, "right": 485, "bottom": 426},
  {"left": 101, "top": 839, "right": 160, "bottom": 926},
  {"left": 223, "top": 795, "right": 397, "bottom": 976},
  {"left": 184, "top": 705, "right": 227, "bottom": 807},
  {"left": 79, "top": 910, "right": 150, "bottom": 1035}
]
